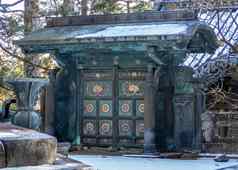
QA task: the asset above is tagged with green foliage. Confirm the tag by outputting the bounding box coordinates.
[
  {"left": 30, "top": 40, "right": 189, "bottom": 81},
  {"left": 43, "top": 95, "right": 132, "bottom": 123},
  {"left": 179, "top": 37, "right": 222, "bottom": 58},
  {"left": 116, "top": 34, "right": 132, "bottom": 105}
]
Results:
[
  {"left": 39, "top": 54, "right": 57, "bottom": 72},
  {"left": 0, "top": 63, "right": 24, "bottom": 78},
  {"left": 132, "top": 1, "right": 152, "bottom": 12},
  {"left": 91, "top": 0, "right": 152, "bottom": 14},
  {"left": 7, "top": 16, "right": 24, "bottom": 36},
  {"left": 92, "top": 0, "right": 123, "bottom": 14},
  {"left": 59, "top": 4, "right": 67, "bottom": 16},
  {"left": 0, "top": 55, "right": 23, "bottom": 101}
]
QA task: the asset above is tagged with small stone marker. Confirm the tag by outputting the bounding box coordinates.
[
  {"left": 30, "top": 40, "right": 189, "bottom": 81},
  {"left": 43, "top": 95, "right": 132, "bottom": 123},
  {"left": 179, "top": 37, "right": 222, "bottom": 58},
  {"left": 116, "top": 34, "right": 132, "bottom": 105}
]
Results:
[
  {"left": 57, "top": 142, "right": 71, "bottom": 157},
  {"left": 214, "top": 154, "right": 229, "bottom": 162}
]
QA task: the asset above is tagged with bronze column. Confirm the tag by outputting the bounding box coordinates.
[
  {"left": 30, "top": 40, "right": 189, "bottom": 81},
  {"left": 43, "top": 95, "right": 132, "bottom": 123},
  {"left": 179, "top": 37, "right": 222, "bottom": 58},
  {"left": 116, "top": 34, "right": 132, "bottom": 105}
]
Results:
[{"left": 144, "top": 63, "right": 157, "bottom": 154}]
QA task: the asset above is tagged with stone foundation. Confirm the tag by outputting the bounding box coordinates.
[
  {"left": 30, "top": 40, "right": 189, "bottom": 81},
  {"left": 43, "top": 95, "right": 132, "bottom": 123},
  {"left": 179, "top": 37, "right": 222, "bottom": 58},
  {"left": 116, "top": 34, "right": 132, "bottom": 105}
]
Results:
[
  {"left": 0, "top": 123, "right": 57, "bottom": 168},
  {"left": 202, "top": 111, "right": 238, "bottom": 153}
]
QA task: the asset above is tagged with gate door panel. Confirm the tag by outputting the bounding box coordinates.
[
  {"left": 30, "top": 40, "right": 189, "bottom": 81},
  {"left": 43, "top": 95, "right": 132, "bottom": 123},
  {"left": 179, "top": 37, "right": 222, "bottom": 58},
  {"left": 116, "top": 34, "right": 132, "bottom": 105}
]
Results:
[
  {"left": 82, "top": 71, "right": 113, "bottom": 146},
  {"left": 81, "top": 69, "right": 145, "bottom": 147},
  {"left": 118, "top": 71, "right": 145, "bottom": 146}
]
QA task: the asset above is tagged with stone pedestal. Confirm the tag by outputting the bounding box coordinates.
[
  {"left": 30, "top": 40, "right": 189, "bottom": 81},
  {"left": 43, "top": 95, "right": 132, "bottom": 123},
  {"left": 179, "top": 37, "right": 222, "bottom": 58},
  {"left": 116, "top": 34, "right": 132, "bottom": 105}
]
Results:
[{"left": 0, "top": 123, "right": 57, "bottom": 168}]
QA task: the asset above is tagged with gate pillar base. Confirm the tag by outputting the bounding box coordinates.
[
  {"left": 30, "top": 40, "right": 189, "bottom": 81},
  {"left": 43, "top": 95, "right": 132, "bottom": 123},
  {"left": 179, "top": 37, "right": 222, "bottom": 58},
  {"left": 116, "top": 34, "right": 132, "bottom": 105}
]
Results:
[
  {"left": 144, "top": 128, "right": 159, "bottom": 154},
  {"left": 73, "top": 136, "right": 81, "bottom": 145},
  {"left": 144, "top": 144, "right": 158, "bottom": 154}
]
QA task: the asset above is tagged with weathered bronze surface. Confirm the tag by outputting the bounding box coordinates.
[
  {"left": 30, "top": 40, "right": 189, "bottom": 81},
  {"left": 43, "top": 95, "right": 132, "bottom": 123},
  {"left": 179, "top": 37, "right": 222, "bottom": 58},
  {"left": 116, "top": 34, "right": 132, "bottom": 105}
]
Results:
[
  {"left": 5, "top": 78, "right": 48, "bottom": 130},
  {"left": 15, "top": 10, "right": 218, "bottom": 152}
]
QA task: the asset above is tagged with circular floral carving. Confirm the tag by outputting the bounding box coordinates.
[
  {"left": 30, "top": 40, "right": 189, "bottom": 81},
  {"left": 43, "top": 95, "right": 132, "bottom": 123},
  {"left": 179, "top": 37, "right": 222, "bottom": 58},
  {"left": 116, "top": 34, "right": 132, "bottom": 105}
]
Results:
[
  {"left": 85, "top": 122, "right": 95, "bottom": 135},
  {"left": 138, "top": 123, "right": 144, "bottom": 133},
  {"left": 128, "top": 84, "right": 140, "bottom": 94},
  {"left": 101, "top": 104, "right": 110, "bottom": 113},
  {"left": 121, "top": 103, "right": 130, "bottom": 113},
  {"left": 93, "top": 84, "right": 104, "bottom": 96},
  {"left": 100, "top": 122, "right": 111, "bottom": 135},
  {"left": 85, "top": 104, "right": 95, "bottom": 113},
  {"left": 138, "top": 103, "right": 144, "bottom": 113},
  {"left": 120, "top": 122, "right": 131, "bottom": 135}
]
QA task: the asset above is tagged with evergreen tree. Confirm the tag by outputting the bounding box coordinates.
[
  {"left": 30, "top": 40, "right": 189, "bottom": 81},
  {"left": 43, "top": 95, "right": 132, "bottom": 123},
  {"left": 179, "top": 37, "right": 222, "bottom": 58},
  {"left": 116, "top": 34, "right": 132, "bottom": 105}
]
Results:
[{"left": 62, "top": 0, "right": 75, "bottom": 16}]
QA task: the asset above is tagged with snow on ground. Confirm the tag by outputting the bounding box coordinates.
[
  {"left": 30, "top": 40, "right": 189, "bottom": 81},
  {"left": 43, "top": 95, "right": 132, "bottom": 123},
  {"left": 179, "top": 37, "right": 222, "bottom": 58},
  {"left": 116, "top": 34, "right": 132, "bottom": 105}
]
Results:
[
  {"left": 1, "top": 163, "right": 80, "bottom": 170},
  {"left": 70, "top": 155, "right": 238, "bottom": 170}
]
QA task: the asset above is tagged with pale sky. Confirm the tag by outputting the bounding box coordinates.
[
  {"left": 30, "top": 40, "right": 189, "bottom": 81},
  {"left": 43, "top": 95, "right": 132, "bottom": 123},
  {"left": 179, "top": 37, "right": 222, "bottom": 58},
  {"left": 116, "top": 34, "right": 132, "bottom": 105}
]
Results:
[
  {"left": 2, "top": 0, "right": 24, "bottom": 10},
  {"left": 2, "top": 0, "right": 153, "bottom": 11}
]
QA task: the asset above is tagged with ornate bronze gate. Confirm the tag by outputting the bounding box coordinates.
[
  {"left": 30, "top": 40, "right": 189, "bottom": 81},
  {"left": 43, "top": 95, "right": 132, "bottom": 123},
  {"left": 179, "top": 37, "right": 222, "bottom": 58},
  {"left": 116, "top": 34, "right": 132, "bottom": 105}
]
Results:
[{"left": 80, "top": 68, "right": 145, "bottom": 147}]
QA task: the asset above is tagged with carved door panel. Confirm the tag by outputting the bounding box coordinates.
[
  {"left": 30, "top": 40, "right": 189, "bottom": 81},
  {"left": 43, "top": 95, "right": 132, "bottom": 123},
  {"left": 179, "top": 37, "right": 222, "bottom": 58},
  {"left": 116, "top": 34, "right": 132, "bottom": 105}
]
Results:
[
  {"left": 117, "top": 71, "right": 145, "bottom": 146},
  {"left": 82, "top": 71, "right": 113, "bottom": 145},
  {"left": 81, "top": 69, "right": 145, "bottom": 147}
]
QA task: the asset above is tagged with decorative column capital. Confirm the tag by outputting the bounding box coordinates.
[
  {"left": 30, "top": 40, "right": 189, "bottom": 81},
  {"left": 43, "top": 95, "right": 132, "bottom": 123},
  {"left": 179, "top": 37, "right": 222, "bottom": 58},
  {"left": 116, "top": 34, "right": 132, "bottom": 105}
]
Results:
[
  {"left": 147, "top": 46, "right": 164, "bottom": 66},
  {"left": 154, "top": 67, "right": 161, "bottom": 90}
]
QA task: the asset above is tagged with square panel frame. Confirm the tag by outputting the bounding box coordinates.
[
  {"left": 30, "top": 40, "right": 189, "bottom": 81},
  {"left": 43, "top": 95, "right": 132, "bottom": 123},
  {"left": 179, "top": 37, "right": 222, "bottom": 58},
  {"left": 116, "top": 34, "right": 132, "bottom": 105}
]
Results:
[{"left": 80, "top": 68, "right": 146, "bottom": 147}]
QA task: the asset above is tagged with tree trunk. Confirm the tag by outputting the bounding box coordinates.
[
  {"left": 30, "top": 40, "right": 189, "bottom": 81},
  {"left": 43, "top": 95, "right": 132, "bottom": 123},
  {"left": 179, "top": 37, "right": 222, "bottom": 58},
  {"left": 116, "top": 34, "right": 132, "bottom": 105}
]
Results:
[
  {"left": 24, "top": 0, "right": 39, "bottom": 34},
  {"left": 126, "top": 1, "right": 130, "bottom": 13},
  {"left": 24, "top": 0, "right": 41, "bottom": 77},
  {"left": 81, "top": 0, "right": 88, "bottom": 16},
  {"left": 62, "top": 0, "right": 74, "bottom": 16}
]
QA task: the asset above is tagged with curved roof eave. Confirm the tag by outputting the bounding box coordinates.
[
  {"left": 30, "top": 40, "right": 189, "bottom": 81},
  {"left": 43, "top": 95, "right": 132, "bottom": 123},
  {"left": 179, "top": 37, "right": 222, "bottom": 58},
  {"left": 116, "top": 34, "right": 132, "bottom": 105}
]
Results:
[
  {"left": 14, "top": 21, "right": 218, "bottom": 54},
  {"left": 189, "top": 23, "right": 219, "bottom": 53}
]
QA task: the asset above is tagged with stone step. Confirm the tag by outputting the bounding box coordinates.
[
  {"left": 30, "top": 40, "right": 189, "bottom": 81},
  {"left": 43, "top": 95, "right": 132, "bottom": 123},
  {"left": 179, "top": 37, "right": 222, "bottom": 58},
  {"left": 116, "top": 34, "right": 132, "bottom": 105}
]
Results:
[{"left": 0, "top": 123, "right": 57, "bottom": 168}]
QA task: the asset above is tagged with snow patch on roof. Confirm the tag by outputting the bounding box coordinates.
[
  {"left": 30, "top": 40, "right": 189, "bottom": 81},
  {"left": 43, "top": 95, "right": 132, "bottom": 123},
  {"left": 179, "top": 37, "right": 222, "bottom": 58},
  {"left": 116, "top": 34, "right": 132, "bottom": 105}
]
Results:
[
  {"left": 0, "top": 132, "right": 19, "bottom": 138},
  {"left": 76, "top": 24, "right": 189, "bottom": 38}
]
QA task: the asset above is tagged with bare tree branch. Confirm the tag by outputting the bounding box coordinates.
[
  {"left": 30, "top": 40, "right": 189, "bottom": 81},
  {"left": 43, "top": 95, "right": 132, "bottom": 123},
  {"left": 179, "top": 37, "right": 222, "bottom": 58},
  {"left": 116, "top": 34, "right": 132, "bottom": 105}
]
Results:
[
  {"left": 0, "top": 0, "right": 24, "bottom": 8},
  {"left": 0, "top": 44, "right": 49, "bottom": 71}
]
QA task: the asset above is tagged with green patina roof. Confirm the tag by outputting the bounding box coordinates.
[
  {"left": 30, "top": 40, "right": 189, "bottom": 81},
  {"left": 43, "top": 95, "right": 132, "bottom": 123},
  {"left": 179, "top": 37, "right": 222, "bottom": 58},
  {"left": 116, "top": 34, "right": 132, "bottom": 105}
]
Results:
[
  {"left": 16, "top": 21, "right": 217, "bottom": 51},
  {"left": 14, "top": 11, "right": 219, "bottom": 67}
]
